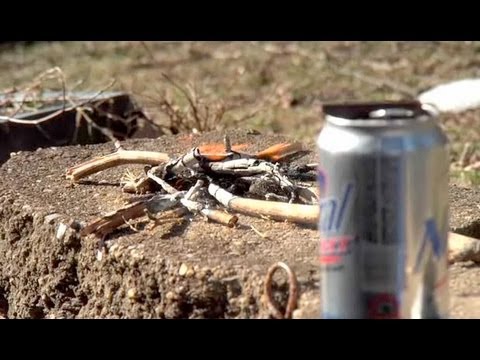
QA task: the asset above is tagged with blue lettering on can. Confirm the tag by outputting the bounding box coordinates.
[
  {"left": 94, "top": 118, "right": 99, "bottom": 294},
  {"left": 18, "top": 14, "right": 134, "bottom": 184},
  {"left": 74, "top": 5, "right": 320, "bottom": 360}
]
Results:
[
  {"left": 414, "top": 218, "right": 447, "bottom": 272},
  {"left": 319, "top": 183, "right": 354, "bottom": 234}
]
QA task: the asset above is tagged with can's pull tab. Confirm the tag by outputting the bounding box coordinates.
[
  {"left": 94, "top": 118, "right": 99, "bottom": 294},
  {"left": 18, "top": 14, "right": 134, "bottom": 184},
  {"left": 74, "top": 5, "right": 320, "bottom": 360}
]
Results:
[{"left": 369, "top": 108, "right": 415, "bottom": 119}]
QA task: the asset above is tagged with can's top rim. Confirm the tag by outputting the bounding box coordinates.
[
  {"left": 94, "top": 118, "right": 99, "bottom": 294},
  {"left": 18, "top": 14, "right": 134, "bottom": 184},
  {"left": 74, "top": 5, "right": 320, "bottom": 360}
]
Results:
[{"left": 323, "top": 101, "right": 438, "bottom": 127}]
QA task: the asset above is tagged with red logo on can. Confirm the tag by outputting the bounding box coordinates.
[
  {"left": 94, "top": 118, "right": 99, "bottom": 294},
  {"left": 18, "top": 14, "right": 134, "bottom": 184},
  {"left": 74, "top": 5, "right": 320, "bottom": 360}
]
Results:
[
  {"left": 319, "top": 235, "right": 355, "bottom": 265},
  {"left": 367, "top": 293, "right": 399, "bottom": 319}
]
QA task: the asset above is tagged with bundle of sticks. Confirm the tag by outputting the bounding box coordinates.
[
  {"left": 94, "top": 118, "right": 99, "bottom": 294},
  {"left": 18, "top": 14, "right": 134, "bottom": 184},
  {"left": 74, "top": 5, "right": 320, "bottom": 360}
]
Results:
[
  {"left": 65, "top": 136, "right": 480, "bottom": 265},
  {"left": 66, "top": 136, "right": 320, "bottom": 238}
]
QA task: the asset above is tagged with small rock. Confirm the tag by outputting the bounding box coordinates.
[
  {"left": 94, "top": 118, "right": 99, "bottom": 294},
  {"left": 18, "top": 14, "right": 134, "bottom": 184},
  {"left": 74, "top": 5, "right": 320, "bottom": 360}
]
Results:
[
  {"left": 127, "top": 288, "right": 138, "bottom": 300},
  {"left": 186, "top": 268, "right": 195, "bottom": 278},
  {"left": 155, "top": 307, "right": 164, "bottom": 318},
  {"left": 449, "top": 232, "right": 480, "bottom": 263},
  {"left": 214, "top": 269, "right": 226, "bottom": 278},
  {"left": 44, "top": 213, "right": 61, "bottom": 225},
  {"left": 238, "top": 296, "right": 250, "bottom": 308},
  {"left": 292, "top": 291, "right": 321, "bottom": 319},
  {"left": 197, "top": 270, "right": 207, "bottom": 280},
  {"left": 96, "top": 250, "right": 103, "bottom": 262},
  {"left": 56, "top": 223, "right": 67, "bottom": 241},
  {"left": 179, "top": 263, "right": 189, "bottom": 276},
  {"left": 165, "top": 291, "right": 176, "bottom": 301},
  {"left": 130, "top": 249, "right": 144, "bottom": 261},
  {"left": 22, "top": 205, "right": 32, "bottom": 213}
]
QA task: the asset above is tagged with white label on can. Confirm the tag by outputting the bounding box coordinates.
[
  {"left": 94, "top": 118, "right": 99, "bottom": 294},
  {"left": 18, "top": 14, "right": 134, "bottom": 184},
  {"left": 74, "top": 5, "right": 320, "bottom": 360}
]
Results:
[{"left": 361, "top": 242, "right": 399, "bottom": 293}]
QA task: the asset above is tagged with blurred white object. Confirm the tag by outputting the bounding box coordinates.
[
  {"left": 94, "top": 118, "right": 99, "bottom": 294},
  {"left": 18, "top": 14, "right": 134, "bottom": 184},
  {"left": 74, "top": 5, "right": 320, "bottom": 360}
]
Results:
[{"left": 418, "top": 78, "right": 480, "bottom": 113}]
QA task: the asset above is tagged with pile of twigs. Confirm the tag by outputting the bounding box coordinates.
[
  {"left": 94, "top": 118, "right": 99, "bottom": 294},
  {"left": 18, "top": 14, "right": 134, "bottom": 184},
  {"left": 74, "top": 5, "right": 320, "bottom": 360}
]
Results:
[
  {"left": 65, "top": 135, "right": 320, "bottom": 319},
  {"left": 65, "top": 135, "right": 320, "bottom": 239}
]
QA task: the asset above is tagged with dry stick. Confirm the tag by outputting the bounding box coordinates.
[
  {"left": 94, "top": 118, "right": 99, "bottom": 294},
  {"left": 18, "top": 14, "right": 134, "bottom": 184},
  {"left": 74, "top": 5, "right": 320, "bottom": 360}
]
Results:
[
  {"left": 251, "top": 225, "right": 269, "bottom": 239},
  {"left": 147, "top": 174, "right": 238, "bottom": 227},
  {"left": 182, "top": 180, "right": 239, "bottom": 227},
  {"left": 81, "top": 201, "right": 147, "bottom": 237},
  {"left": 150, "top": 217, "right": 184, "bottom": 229},
  {"left": 4, "top": 67, "right": 69, "bottom": 142},
  {"left": 71, "top": 107, "right": 83, "bottom": 146},
  {"left": 14, "top": 66, "right": 64, "bottom": 106},
  {"left": 202, "top": 209, "right": 238, "bottom": 227},
  {"left": 264, "top": 262, "right": 298, "bottom": 319},
  {"left": 149, "top": 207, "right": 190, "bottom": 229},
  {"left": 184, "top": 179, "right": 205, "bottom": 200},
  {"left": 66, "top": 150, "right": 171, "bottom": 182},
  {"left": 147, "top": 169, "right": 177, "bottom": 194},
  {"left": 159, "top": 206, "right": 190, "bottom": 219},
  {"left": 66, "top": 96, "right": 122, "bottom": 148},
  {"left": 208, "top": 183, "right": 319, "bottom": 224},
  {"left": 84, "top": 194, "right": 186, "bottom": 237}
]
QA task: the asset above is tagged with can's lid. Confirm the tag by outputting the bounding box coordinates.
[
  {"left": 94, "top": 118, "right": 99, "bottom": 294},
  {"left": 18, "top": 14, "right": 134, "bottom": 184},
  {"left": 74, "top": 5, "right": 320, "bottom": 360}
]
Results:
[{"left": 323, "top": 101, "right": 437, "bottom": 127}]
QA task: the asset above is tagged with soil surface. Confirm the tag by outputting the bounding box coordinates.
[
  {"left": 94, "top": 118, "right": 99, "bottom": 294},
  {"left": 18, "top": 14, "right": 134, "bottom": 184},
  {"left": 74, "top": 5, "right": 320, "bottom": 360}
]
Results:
[{"left": 0, "top": 130, "right": 479, "bottom": 318}]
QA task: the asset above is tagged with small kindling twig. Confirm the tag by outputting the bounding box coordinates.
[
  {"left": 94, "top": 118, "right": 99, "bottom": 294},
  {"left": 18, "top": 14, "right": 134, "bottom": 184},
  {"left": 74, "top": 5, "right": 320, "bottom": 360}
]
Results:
[
  {"left": 201, "top": 209, "right": 238, "bottom": 227},
  {"left": 81, "top": 201, "right": 147, "bottom": 237},
  {"left": 224, "top": 134, "right": 232, "bottom": 153},
  {"left": 264, "top": 262, "right": 298, "bottom": 319},
  {"left": 66, "top": 150, "right": 170, "bottom": 182},
  {"left": 184, "top": 179, "right": 205, "bottom": 200},
  {"left": 148, "top": 207, "right": 189, "bottom": 230},
  {"left": 147, "top": 167, "right": 177, "bottom": 194},
  {"left": 250, "top": 225, "right": 269, "bottom": 239}
]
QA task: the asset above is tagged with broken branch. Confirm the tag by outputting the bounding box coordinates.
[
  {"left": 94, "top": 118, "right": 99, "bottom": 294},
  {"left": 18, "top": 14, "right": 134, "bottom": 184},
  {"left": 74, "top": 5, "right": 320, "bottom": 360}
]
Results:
[
  {"left": 66, "top": 150, "right": 170, "bottom": 182},
  {"left": 208, "top": 183, "right": 318, "bottom": 224},
  {"left": 81, "top": 201, "right": 147, "bottom": 237}
]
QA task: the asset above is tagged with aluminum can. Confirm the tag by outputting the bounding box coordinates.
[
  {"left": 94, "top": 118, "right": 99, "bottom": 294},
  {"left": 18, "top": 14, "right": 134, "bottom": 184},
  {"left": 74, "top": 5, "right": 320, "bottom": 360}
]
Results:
[{"left": 317, "top": 101, "right": 449, "bottom": 319}]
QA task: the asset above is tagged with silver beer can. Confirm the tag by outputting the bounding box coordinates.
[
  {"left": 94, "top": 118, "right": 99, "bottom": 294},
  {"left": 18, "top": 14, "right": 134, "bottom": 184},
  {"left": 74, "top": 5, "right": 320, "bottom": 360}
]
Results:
[{"left": 317, "top": 101, "right": 449, "bottom": 319}]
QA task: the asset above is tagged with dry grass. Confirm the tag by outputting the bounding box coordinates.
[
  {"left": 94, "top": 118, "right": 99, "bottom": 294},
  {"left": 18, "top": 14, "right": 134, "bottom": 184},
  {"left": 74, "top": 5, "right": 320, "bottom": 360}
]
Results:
[{"left": 1, "top": 41, "right": 480, "bottom": 183}]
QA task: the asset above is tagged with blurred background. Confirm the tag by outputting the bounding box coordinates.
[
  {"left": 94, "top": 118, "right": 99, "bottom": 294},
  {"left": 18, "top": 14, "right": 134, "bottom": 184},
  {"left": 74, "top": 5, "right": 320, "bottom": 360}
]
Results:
[{"left": 1, "top": 41, "right": 479, "bottom": 183}]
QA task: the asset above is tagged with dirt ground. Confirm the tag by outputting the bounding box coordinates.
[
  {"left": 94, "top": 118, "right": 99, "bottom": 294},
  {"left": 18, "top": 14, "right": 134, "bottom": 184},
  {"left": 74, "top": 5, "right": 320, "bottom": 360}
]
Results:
[
  {"left": 0, "top": 42, "right": 479, "bottom": 318},
  {"left": 0, "top": 130, "right": 478, "bottom": 319}
]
